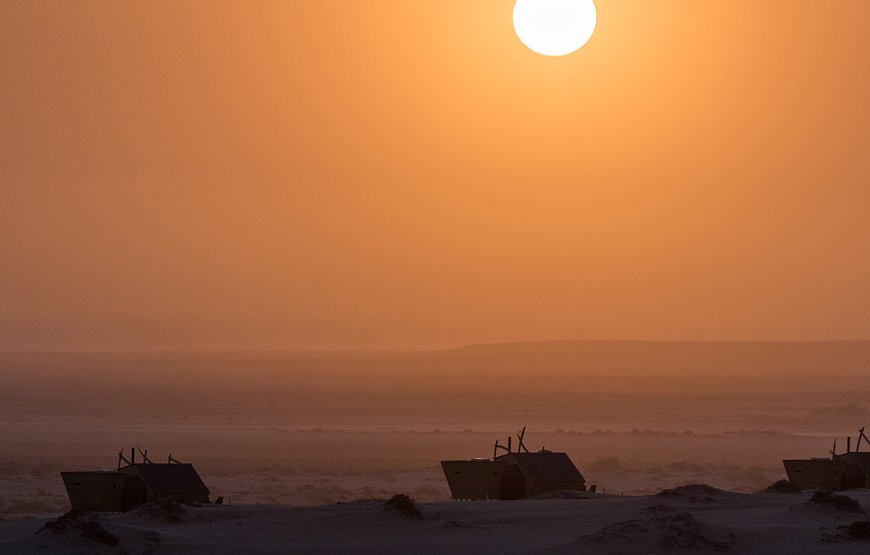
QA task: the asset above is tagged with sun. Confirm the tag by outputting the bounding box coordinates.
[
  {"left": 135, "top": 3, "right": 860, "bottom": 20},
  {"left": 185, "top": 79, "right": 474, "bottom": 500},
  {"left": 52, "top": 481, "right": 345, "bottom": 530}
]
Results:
[{"left": 513, "top": 0, "right": 597, "bottom": 57}]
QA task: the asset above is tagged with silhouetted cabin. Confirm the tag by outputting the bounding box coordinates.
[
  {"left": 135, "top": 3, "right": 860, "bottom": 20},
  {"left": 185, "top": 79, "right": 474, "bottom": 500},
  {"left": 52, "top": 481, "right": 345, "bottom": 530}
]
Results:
[
  {"left": 441, "top": 429, "right": 586, "bottom": 500},
  {"left": 783, "top": 428, "right": 870, "bottom": 491},
  {"left": 61, "top": 450, "right": 210, "bottom": 512}
]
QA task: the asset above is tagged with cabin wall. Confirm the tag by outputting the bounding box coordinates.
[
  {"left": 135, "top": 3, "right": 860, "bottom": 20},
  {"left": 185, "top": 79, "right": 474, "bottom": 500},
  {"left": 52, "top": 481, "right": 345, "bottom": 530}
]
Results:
[
  {"left": 61, "top": 472, "right": 129, "bottom": 511},
  {"left": 144, "top": 489, "right": 209, "bottom": 503},
  {"left": 837, "top": 453, "right": 870, "bottom": 489},
  {"left": 156, "top": 491, "right": 210, "bottom": 503},
  {"left": 441, "top": 460, "right": 506, "bottom": 500},
  {"left": 783, "top": 459, "right": 846, "bottom": 491}
]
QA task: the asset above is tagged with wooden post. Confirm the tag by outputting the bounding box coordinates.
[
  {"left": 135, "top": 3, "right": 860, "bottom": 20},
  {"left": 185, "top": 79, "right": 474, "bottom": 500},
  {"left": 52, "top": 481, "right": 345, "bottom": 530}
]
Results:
[{"left": 858, "top": 427, "right": 869, "bottom": 452}]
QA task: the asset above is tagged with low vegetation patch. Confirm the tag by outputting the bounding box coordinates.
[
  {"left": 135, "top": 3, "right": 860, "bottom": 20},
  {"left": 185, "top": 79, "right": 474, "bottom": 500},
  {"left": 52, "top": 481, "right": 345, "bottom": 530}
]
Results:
[
  {"left": 763, "top": 479, "right": 800, "bottom": 494},
  {"left": 133, "top": 497, "right": 189, "bottom": 522},
  {"left": 383, "top": 494, "right": 422, "bottom": 519},
  {"left": 656, "top": 484, "right": 725, "bottom": 502},
  {"left": 841, "top": 521, "right": 870, "bottom": 540},
  {"left": 807, "top": 491, "right": 862, "bottom": 513},
  {"left": 37, "top": 510, "right": 119, "bottom": 546}
]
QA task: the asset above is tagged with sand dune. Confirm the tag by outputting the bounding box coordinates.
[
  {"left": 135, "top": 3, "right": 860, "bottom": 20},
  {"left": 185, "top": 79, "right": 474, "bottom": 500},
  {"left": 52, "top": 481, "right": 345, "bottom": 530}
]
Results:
[{"left": 3, "top": 489, "right": 870, "bottom": 554}]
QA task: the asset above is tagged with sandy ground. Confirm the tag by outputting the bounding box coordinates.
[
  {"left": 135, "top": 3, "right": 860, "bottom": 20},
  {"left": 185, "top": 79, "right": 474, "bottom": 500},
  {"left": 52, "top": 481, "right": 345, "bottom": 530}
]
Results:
[{"left": 2, "top": 488, "right": 870, "bottom": 554}]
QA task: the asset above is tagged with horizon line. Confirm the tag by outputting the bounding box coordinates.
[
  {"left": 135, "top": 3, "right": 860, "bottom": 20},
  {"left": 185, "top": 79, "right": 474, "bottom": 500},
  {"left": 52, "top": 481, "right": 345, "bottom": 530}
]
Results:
[{"left": 3, "top": 337, "right": 870, "bottom": 355}]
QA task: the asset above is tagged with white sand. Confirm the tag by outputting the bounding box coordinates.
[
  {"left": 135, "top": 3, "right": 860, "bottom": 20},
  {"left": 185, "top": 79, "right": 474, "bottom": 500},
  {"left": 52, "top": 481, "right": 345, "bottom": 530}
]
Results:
[{"left": 3, "top": 488, "right": 870, "bottom": 554}]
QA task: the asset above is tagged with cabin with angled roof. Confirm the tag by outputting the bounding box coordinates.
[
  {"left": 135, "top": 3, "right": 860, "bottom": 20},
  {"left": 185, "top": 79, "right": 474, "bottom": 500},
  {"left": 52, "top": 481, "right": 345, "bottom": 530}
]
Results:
[
  {"left": 61, "top": 448, "right": 210, "bottom": 511},
  {"left": 783, "top": 427, "right": 870, "bottom": 491},
  {"left": 441, "top": 428, "right": 586, "bottom": 500}
]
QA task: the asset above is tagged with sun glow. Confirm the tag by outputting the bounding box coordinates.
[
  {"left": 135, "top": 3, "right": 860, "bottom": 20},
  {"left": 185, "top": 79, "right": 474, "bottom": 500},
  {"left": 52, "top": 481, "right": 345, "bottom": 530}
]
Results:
[{"left": 513, "top": 0, "right": 597, "bottom": 57}]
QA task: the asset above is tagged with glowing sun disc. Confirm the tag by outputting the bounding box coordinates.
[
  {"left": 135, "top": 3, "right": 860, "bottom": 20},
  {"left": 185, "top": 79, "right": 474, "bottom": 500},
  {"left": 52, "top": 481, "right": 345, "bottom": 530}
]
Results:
[{"left": 513, "top": 0, "right": 597, "bottom": 57}]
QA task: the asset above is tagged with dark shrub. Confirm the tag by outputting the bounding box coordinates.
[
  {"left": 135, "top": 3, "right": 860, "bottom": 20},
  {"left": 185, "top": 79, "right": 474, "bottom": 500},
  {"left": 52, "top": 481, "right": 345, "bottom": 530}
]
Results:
[
  {"left": 763, "top": 480, "right": 800, "bottom": 494},
  {"left": 842, "top": 521, "right": 870, "bottom": 540},
  {"left": 133, "top": 497, "right": 188, "bottom": 522},
  {"left": 384, "top": 494, "right": 422, "bottom": 519},
  {"left": 807, "top": 490, "right": 862, "bottom": 513},
  {"left": 37, "top": 510, "right": 119, "bottom": 546}
]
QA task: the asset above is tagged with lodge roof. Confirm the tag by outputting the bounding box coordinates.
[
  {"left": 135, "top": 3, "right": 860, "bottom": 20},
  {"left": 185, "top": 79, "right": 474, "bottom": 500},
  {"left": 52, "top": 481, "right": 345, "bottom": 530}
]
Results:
[
  {"left": 497, "top": 451, "right": 585, "bottom": 483},
  {"left": 121, "top": 463, "right": 210, "bottom": 497}
]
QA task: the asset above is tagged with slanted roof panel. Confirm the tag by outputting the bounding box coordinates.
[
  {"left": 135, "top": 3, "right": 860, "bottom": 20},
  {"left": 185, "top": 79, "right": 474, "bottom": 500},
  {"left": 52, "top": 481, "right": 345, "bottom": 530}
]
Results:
[
  {"left": 125, "top": 463, "right": 210, "bottom": 498},
  {"left": 843, "top": 452, "right": 870, "bottom": 477},
  {"left": 498, "top": 452, "right": 584, "bottom": 482}
]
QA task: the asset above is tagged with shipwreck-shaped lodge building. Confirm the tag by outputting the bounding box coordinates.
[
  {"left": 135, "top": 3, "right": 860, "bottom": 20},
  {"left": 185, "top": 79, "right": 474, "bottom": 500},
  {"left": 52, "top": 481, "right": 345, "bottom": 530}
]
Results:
[
  {"left": 783, "top": 427, "right": 870, "bottom": 491},
  {"left": 441, "top": 428, "right": 586, "bottom": 500},
  {"left": 61, "top": 448, "right": 210, "bottom": 512}
]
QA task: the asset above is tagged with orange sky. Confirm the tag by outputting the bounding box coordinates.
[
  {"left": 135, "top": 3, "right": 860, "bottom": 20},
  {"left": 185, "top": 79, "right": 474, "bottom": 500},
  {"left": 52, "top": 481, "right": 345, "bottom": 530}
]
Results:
[{"left": 2, "top": 1, "right": 869, "bottom": 349}]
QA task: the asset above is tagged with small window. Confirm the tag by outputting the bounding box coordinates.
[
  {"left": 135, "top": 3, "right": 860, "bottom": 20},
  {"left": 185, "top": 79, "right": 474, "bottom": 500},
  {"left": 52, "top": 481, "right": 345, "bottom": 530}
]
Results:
[
  {"left": 72, "top": 482, "right": 83, "bottom": 486},
  {"left": 453, "top": 471, "right": 461, "bottom": 474}
]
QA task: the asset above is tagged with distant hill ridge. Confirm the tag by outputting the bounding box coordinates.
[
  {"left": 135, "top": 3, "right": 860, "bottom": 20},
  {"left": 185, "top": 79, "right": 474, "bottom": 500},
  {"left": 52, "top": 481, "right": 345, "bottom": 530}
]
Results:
[
  {"left": 421, "top": 339, "right": 870, "bottom": 377},
  {"left": 2, "top": 340, "right": 870, "bottom": 399}
]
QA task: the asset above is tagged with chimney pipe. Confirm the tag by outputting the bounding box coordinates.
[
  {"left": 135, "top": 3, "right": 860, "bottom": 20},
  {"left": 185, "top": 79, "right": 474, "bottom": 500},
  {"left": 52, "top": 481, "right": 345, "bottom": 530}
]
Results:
[
  {"left": 848, "top": 436, "right": 852, "bottom": 453},
  {"left": 131, "top": 447, "right": 135, "bottom": 465},
  {"left": 508, "top": 436, "right": 512, "bottom": 453}
]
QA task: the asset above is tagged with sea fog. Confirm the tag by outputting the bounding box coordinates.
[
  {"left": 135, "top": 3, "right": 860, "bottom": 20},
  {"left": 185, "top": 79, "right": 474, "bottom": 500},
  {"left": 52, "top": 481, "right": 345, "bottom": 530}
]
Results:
[{"left": 2, "top": 345, "right": 869, "bottom": 518}]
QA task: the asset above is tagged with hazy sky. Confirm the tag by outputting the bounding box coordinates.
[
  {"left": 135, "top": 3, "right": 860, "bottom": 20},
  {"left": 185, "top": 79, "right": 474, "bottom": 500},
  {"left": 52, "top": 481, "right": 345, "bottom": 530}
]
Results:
[{"left": 2, "top": 1, "right": 869, "bottom": 350}]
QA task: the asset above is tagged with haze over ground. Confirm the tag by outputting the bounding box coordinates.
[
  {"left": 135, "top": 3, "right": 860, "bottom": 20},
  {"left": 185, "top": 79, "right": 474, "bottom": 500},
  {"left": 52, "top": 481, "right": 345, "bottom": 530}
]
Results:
[
  {"left": 3, "top": 1, "right": 870, "bottom": 351},
  {"left": 3, "top": 343, "right": 870, "bottom": 517}
]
